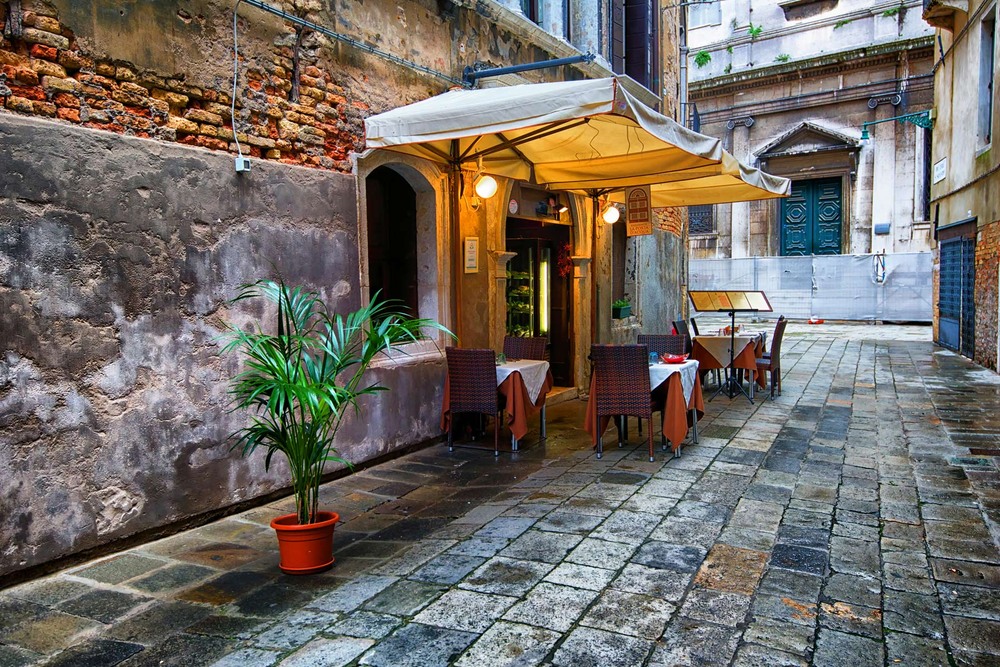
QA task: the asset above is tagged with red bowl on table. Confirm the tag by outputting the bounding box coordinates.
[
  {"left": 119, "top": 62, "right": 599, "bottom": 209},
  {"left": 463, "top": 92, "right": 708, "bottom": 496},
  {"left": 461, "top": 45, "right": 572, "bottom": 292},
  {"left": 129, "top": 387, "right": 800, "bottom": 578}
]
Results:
[{"left": 660, "top": 353, "right": 688, "bottom": 364}]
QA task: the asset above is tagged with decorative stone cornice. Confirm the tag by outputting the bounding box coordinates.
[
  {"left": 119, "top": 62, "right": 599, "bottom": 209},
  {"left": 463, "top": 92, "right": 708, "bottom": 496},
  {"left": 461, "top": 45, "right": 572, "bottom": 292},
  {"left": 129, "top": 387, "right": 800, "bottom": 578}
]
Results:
[
  {"left": 922, "top": 0, "right": 969, "bottom": 30},
  {"left": 690, "top": 38, "right": 934, "bottom": 98}
]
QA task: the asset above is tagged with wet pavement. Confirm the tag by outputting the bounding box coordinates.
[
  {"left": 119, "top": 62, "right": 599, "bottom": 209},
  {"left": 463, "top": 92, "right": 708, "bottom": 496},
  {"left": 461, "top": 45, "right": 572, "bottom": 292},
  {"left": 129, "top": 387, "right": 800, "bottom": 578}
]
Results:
[{"left": 2, "top": 325, "right": 1000, "bottom": 667}]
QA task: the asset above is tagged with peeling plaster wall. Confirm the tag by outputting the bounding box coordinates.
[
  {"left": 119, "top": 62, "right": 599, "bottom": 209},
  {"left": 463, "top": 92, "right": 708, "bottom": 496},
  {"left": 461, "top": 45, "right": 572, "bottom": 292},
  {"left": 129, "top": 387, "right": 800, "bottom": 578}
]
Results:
[{"left": 0, "top": 114, "right": 445, "bottom": 578}]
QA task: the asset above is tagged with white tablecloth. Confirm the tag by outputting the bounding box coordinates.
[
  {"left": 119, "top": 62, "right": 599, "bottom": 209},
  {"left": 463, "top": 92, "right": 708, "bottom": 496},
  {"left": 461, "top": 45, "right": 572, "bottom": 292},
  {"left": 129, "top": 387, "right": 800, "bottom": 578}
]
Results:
[
  {"left": 649, "top": 359, "right": 700, "bottom": 405},
  {"left": 496, "top": 359, "right": 550, "bottom": 404},
  {"left": 694, "top": 335, "right": 753, "bottom": 366}
]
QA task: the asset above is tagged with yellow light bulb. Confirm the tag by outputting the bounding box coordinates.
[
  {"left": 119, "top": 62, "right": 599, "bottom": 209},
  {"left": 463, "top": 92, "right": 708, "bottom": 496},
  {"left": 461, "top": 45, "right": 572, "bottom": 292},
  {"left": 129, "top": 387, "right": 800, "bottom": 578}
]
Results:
[{"left": 474, "top": 174, "right": 498, "bottom": 199}]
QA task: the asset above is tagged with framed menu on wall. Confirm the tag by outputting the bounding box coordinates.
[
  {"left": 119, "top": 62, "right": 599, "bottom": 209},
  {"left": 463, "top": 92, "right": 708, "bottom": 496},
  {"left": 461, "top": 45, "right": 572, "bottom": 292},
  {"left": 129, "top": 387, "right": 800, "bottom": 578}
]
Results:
[{"left": 688, "top": 290, "right": 773, "bottom": 313}]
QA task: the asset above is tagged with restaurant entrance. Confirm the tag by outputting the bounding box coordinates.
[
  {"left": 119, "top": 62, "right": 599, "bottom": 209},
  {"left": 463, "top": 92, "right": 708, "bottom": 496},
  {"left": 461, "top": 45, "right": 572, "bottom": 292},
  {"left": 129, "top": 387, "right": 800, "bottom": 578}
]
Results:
[{"left": 505, "top": 219, "right": 573, "bottom": 386}]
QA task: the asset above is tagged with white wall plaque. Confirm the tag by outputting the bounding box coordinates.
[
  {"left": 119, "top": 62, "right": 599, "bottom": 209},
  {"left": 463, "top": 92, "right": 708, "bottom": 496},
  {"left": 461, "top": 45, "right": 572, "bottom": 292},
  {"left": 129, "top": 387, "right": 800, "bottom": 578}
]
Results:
[
  {"left": 464, "top": 237, "right": 478, "bottom": 273},
  {"left": 933, "top": 158, "right": 947, "bottom": 184}
]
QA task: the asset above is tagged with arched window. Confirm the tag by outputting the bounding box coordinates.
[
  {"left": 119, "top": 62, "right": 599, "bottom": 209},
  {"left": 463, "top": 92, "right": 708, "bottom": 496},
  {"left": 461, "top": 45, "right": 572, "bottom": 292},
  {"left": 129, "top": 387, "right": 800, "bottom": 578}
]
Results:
[{"left": 365, "top": 166, "right": 419, "bottom": 316}]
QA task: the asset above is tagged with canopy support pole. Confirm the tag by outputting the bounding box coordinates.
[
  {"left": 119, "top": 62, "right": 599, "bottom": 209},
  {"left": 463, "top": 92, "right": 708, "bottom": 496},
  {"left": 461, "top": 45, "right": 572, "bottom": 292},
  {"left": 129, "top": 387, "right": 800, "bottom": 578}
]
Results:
[
  {"left": 590, "top": 194, "right": 599, "bottom": 347},
  {"left": 450, "top": 141, "right": 463, "bottom": 343}
]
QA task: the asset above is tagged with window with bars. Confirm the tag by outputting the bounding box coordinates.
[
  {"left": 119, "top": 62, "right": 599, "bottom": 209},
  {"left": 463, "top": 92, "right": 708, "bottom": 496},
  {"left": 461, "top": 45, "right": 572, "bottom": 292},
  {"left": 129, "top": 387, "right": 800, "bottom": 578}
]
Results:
[{"left": 688, "top": 205, "right": 715, "bottom": 235}]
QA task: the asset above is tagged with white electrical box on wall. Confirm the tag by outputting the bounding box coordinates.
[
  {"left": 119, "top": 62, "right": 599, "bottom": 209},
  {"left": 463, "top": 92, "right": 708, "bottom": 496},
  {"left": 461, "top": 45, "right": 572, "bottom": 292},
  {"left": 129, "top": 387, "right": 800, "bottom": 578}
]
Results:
[{"left": 235, "top": 157, "right": 251, "bottom": 173}]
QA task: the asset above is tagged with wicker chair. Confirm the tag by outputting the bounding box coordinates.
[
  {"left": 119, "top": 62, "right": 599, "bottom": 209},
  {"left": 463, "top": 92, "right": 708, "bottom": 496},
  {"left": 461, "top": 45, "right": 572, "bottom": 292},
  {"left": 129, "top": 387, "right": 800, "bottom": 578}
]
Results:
[
  {"left": 671, "top": 320, "right": 694, "bottom": 354},
  {"left": 590, "top": 344, "right": 664, "bottom": 462},
  {"left": 755, "top": 317, "right": 788, "bottom": 399},
  {"left": 503, "top": 336, "right": 547, "bottom": 361},
  {"left": 637, "top": 334, "right": 688, "bottom": 356},
  {"left": 445, "top": 347, "right": 501, "bottom": 455},
  {"left": 760, "top": 315, "right": 786, "bottom": 360}
]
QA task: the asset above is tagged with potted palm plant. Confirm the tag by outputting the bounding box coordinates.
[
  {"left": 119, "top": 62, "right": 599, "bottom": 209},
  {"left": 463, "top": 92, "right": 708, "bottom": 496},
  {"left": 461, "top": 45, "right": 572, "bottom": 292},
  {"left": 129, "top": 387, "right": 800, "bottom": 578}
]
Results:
[{"left": 224, "top": 278, "right": 449, "bottom": 574}]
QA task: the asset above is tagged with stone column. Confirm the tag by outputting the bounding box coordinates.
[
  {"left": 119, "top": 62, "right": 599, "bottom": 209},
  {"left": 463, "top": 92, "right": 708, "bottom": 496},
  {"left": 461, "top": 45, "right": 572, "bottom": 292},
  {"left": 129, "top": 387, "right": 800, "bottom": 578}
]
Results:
[
  {"left": 870, "top": 104, "right": 896, "bottom": 255},
  {"left": 730, "top": 124, "right": 752, "bottom": 258}
]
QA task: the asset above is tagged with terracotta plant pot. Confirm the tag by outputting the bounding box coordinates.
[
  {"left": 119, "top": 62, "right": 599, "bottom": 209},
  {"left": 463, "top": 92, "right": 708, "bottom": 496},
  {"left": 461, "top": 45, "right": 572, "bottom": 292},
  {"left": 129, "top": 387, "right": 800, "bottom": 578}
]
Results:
[{"left": 270, "top": 511, "right": 339, "bottom": 575}]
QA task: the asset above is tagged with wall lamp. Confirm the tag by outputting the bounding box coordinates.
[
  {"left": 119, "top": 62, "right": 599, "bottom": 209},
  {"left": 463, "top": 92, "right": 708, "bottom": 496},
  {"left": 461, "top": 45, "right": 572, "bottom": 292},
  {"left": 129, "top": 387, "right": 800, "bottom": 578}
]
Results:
[
  {"left": 471, "top": 156, "right": 498, "bottom": 199},
  {"left": 859, "top": 110, "right": 933, "bottom": 145},
  {"left": 474, "top": 174, "right": 498, "bottom": 198},
  {"left": 602, "top": 203, "right": 621, "bottom": 224}
]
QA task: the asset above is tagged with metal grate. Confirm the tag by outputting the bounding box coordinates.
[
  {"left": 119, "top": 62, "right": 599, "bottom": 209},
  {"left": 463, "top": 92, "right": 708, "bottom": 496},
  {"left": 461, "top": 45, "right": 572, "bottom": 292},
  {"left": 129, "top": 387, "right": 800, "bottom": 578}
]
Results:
[{"left": 688, "top": 205, "right": 715, "bottom": 235}]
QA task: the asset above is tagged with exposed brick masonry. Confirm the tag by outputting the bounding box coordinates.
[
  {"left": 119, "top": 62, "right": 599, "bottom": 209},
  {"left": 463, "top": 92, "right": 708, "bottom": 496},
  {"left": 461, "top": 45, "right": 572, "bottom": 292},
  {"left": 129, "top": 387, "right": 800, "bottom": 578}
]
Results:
[
  {"left": 975, "top": 219, "right": 999, "bottom": 370},
  {"left": 655, "top": 206, "right": 684, "bottom": 237},
  {"left": 0, "top": 6, "right": 366, "bottom": 171}
]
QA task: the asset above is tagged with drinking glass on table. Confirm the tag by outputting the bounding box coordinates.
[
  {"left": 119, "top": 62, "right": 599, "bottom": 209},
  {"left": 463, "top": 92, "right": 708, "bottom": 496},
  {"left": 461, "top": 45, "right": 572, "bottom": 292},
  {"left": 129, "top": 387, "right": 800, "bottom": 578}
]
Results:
[{"left": 649, "top": 352, "right": 659, "bottom": 365}]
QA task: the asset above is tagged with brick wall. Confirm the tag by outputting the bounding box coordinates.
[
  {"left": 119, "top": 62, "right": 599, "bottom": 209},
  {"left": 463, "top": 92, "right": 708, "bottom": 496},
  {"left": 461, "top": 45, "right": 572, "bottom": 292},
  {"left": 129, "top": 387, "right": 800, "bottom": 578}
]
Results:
[
  {"left": 0, "top": 5, "right": 367, "bottom": 171},
  {"left": 655, "top": 207, "right": 684, "bottom": 237},
  {"left": 975, "top": 220, "right": 999, "bottom": 370}
]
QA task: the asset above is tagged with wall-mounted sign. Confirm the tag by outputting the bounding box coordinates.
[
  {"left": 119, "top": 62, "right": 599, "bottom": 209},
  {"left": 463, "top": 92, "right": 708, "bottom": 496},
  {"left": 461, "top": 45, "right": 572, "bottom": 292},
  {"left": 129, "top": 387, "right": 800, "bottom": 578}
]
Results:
[
  {"left": 933, "top": 158, "right": 947, "bottom": 184},
  {"left": 464, "top": 237, "right": 478, "bottom": 273},
  {"left": 626, "top": 186, "right": 653, "bottom": 236}
]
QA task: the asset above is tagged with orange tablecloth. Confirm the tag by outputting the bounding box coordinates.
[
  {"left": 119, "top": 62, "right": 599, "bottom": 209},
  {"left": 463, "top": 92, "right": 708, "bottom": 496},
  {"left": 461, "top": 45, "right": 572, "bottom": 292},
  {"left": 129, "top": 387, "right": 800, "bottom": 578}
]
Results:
[
  {"left": 584, "top": 371, "right": 704, "bottom": 453},
  {"left": 440, "top": 369, "right": 554, "bottom": 441},
  {"left": 692, "top": 335, "right": 767, "bottom": 389}
]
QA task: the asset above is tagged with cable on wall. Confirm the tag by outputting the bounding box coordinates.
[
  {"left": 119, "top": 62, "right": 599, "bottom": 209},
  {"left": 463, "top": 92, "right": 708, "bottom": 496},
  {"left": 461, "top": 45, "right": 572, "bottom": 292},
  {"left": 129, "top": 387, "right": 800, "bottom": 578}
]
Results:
[{"left": 232, "top": 0, "right": 245, "bottom": 160}]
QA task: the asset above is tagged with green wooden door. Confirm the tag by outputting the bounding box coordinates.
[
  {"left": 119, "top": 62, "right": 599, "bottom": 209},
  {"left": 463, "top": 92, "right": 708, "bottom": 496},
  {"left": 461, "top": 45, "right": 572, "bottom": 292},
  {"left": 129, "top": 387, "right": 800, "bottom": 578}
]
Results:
[{"left": 780, "top": 178, "right": 843, "bottom": 255}]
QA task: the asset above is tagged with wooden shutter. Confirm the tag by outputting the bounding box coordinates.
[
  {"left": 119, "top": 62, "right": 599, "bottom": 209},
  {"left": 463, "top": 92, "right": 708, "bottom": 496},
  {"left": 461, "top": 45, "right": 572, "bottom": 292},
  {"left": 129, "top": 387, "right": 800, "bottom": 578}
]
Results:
[
  {"left": 610, "top": 0, "right": 625, "bottom": 75},
  {"left": 624, "top": 0, "right": 652, "bottom": 86}
]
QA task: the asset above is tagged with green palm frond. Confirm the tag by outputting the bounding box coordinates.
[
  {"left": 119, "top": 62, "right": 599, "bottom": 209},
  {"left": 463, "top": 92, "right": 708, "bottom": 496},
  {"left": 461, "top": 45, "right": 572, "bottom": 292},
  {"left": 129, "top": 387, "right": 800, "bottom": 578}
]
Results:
[{"left": 223, "top": 277, "right": 453, "bottom": 524}]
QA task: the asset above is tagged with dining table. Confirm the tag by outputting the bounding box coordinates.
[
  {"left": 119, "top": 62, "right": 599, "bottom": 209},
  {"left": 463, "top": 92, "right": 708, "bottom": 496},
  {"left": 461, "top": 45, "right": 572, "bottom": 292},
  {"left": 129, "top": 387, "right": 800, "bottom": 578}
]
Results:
[
  {"left": 440, "top": 358, "right": 553, "bottom": 449},
  {"left": 691, "top": 333, "right": 768, "bottom": 393},
  {"left": 584, "top": 359, "right": 704, "bottom": 455}
]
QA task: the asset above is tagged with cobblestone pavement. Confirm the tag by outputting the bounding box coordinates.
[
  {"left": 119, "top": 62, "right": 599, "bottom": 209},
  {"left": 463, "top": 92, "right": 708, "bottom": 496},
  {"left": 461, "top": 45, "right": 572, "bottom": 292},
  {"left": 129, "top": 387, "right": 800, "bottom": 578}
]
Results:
[{"left": 3, "top": 326, "right": 1000, "bottom": 667}]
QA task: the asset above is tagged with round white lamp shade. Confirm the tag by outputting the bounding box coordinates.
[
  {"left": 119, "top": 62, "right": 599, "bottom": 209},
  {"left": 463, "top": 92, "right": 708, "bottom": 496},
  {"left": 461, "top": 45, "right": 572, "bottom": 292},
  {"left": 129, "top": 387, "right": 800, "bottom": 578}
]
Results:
[
  {"left": 602, "top": 205, "right": 621, "bottom": 224},
  {"left": 474, "top": 174, "right": 498, "bottom": 199}
]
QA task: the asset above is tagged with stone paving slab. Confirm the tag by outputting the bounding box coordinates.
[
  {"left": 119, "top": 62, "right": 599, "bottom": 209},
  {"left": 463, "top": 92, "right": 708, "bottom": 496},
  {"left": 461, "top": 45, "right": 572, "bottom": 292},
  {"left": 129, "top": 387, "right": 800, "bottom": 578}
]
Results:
[{"left": 2, "top": 327, "right": 1000, "bottom": 665}]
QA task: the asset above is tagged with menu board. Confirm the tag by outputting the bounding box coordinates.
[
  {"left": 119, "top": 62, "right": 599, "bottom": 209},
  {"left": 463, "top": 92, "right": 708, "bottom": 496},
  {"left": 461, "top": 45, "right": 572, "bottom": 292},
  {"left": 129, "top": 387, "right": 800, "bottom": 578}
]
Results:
[{"left": 688, "top": 290, "right": 773, "bottom": 313}]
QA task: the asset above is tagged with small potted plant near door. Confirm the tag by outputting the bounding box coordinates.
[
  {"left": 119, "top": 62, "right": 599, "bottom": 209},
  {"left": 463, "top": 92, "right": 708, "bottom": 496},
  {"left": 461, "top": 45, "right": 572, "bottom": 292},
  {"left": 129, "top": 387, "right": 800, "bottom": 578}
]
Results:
[
  {"left": 612, "top": 297, "right": 632, "bottom": 319},
  {"left": 224, "top": 278, "right": 449, "bottom": 574}
]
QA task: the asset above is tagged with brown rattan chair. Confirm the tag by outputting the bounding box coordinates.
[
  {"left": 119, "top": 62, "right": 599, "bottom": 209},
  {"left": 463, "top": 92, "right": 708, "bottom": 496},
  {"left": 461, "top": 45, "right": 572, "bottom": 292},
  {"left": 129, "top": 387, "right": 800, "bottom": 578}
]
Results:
[
  {"left": 760, "top": 315, "right": 785, "bottom": 360},
  {"left": 755, "top": 316, "right": 788, "bottom": 399},
  {"left": 671, "top": 320, "right": 694, "bottom": 354},
  {"left": 445, "top": 347, "right": 501, "bottom": 455},
  {"left": 503, "top": 335, "right": 547, "bottom": 361},
  {"left": 590, "top": 344, "right": 664, "bottom": 462},
  {"left": 637, "top": 334, "right": 688, "bottom": 356}
]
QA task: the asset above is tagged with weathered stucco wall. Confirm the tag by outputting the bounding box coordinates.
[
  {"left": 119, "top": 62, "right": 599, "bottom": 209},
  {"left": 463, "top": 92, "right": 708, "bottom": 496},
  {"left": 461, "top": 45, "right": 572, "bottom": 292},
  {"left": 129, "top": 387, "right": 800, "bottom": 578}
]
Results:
[{"left": 0, "top": 114, "right": 446, "bottom": 579}]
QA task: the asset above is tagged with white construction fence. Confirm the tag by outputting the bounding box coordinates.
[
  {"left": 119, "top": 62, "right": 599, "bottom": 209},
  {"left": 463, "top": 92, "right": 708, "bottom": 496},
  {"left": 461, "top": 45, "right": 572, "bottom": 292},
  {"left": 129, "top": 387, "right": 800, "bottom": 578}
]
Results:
[{"left": 688, "top": 252, "right": 933, "bottom": 322}]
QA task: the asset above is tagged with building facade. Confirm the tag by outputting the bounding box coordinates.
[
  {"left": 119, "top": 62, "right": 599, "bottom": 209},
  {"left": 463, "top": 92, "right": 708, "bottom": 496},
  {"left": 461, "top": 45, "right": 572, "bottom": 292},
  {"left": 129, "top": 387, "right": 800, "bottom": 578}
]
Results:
[
  {"left": 924, "top": 0, "right": 1000, "bottom": 370},
  {"left": 0, "top": 0, "right": 687, "bottom": 579},
  {"left": 685, "top": 0, "right": 934, "bottom": 260}
]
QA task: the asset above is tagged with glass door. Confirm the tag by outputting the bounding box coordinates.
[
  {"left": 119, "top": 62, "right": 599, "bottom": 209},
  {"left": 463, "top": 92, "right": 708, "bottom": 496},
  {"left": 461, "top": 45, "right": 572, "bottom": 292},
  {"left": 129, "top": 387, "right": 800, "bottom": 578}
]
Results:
[
  {"left": 506, "top": 220, "right": 572, "bottom": 385},
  {"left": 506, "top": 244, "right": 536, "bottom": 338}
]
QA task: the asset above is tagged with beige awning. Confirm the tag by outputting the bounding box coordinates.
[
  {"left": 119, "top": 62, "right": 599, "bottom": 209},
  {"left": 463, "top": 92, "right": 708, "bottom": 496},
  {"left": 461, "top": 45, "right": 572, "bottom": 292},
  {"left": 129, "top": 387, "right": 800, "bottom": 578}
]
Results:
[
  {"left": 609, "top": 152, "right": 791, "bottom": 207},
  {"left": 365, "top": 77, "right": 789, "bottom": 205}
]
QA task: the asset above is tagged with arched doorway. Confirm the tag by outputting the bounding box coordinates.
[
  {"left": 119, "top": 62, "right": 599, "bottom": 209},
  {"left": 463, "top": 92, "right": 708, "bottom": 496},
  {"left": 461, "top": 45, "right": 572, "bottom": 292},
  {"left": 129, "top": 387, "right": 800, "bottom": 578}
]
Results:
[{"left": 365, "top": 166, "right": 419, "bottom": 316}]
